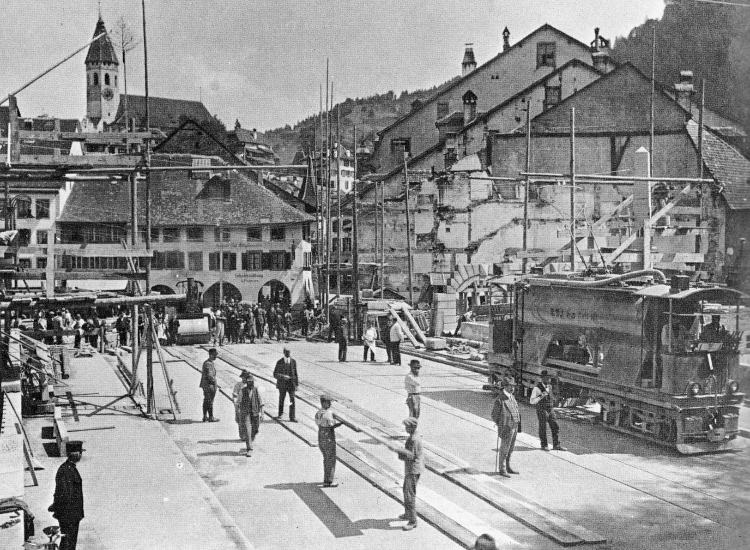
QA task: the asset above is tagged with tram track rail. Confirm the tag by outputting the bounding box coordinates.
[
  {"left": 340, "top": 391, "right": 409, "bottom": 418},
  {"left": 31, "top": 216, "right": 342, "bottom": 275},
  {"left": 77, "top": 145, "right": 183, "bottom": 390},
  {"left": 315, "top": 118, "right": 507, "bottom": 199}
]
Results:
[{"left": 166, "top": 341, "right": 749, "bottom": 534}]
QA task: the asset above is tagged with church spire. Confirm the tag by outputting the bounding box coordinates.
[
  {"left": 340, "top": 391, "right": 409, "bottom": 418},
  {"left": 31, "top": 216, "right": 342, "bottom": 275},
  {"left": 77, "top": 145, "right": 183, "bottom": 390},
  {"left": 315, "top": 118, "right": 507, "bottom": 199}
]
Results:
[{"left": 85, "top": 16, "right": 119, "bottom": 66}]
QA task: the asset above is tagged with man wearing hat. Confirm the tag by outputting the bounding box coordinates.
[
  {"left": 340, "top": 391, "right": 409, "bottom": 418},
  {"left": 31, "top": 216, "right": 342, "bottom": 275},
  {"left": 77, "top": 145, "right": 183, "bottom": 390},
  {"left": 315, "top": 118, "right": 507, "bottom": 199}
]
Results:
[
  {"left": 49, "top": 442, "right": 85, "bottom": 550},
  {"left": 336, "top": 317, "right": 348, "bottom": 362},
  {"left": 530, "top": 371, "right": 566, "bottom": 451},
  {"left": 199, "top": 348, "right": 219, "bottom": 422},
  {"left": 315, "top": 394, "right": 343, "bottom": 487},
  {"left": 491, "top": 376, "right": 521, "bottom": 477},
  {"left": 396, "top": 417, "right": 423, "bottom": 531},
  {"left": 389, "top": 316, "right": 404, "bottom": 366},
  {"left": 273, "top": 347, "right": 299, "bottom": 422},
  {"left": 237, "top": 372, "right": 264, "bottom": 456},
  {"left": 404, "top": 360, "right": 422, "bottom": 419}
]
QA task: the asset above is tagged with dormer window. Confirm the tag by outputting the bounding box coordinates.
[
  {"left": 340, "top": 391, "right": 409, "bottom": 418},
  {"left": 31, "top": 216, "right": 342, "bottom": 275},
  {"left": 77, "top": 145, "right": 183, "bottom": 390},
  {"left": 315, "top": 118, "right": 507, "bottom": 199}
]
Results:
[{"left": 199, "top": 176, "right": 230, "bottom": 200}]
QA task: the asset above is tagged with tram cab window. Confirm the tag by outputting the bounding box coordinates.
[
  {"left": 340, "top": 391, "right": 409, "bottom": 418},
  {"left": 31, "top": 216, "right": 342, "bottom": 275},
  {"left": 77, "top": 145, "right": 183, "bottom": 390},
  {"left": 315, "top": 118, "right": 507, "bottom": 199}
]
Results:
[{"left": 700, "top": 315, "right": 726, "bottom": 343}]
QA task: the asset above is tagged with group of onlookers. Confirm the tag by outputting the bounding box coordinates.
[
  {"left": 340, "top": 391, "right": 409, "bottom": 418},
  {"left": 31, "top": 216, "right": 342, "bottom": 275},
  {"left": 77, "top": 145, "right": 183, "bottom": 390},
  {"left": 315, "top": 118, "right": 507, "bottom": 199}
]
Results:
[{"left": 207, "top": 299, "right": 297, "bottom": 346}]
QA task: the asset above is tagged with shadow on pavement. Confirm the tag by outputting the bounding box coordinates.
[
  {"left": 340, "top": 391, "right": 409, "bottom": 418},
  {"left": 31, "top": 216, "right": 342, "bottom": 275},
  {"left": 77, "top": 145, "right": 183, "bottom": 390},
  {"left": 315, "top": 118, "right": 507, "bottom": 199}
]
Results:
[
  {"left": 165, "top": 419, "right": 206, "bottom": 425},
  {"left": 198, "top": 439, "right": 242, "bottom": 445},
  {"left": 198, "top": 450, "right": 246, "bottom": 457},
  {"left": 266, "top": 482, "right": 365, "bottom": 538}
]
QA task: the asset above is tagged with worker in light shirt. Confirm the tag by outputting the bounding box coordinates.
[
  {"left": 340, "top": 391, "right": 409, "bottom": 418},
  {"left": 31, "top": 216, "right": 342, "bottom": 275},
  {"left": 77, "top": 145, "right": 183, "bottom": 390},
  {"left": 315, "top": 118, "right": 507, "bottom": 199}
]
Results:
[
  {"left": 404, "top": 359, "right": 422, "bottom": 419},
  {"left": 529, "top": 370, "right": 566, "bottom": 451}
]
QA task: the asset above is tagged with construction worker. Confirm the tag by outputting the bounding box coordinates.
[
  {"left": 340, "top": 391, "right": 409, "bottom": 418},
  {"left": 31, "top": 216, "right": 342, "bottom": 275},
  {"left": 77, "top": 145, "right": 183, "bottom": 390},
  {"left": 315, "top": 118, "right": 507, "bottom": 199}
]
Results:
[
  {"left": 396, "top": 417, "right": 423, "bottom": 531},
  {"left": 199, "top": 348, "right": 219, "bottom": 422},
  {"left": 315, "top": 394, "right": 343, "bottom": 487},
  {"left": 404, "top": 359, "right": 422, "bottom": 418}
]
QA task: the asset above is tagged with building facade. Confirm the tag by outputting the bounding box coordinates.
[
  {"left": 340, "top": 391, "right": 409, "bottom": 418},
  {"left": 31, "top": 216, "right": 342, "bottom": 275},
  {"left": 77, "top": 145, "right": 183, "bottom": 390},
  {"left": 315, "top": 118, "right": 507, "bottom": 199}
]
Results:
[{"left": 57, "top": 155, "right": 315, "bottom": 305}]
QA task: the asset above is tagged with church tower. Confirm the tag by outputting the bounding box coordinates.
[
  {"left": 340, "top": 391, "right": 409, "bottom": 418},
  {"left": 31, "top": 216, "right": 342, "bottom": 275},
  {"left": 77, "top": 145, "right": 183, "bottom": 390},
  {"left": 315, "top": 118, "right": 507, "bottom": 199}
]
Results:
[{"left": 85, "top": 16, "right": 120, "bottom": 126}]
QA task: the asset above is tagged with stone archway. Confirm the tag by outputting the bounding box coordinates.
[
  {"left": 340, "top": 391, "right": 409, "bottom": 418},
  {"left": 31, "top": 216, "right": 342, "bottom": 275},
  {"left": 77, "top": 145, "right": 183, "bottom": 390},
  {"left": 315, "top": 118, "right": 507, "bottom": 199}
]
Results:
[
  {"left": 203, "top": 282, "right": 242, "bottom": 308},
  {"left": 151, "top": 284, "right": 175, "bottom": 295},
  {"left": 258, "top": 279, "right": 291, "bottom": 308}
]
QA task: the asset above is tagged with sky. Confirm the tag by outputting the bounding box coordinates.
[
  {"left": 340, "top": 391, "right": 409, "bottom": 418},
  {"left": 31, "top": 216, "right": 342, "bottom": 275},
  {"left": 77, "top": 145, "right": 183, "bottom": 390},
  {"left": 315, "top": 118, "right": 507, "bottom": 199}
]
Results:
[{"left": 1, "top": 1, "right": 666, "bottom": 131}]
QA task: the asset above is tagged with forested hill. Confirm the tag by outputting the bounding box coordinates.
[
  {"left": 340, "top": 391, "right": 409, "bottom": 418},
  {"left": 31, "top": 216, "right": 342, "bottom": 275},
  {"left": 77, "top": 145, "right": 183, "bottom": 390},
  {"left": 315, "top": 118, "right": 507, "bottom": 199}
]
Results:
[
  {"left": 264, "top": 0, "right": 749, "bottom": 164},
  {"left": 612, "top": 0, "right": 750, "bottom": 136},
  {"left": 262, "top": 80, "right": 458, "bottom": 164}
]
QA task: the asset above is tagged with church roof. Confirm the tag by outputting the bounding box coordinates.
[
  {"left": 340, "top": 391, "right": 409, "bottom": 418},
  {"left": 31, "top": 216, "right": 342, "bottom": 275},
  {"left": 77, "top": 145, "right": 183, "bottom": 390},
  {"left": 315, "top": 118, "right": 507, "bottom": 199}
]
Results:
[
  {"left": 85, "top": 17, "right": 119, "bottom": 66},
  {"left": 114, "top": 95, "right": 212, "bottom": 130}
]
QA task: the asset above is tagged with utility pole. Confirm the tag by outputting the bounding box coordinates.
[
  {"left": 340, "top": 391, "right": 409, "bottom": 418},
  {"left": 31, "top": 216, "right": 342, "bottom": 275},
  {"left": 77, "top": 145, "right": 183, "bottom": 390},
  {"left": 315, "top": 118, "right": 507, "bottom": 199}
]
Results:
[
  {"left": 130, "top": 170, "right": 139, "bottom": 388},
  {"left": 649, "top": 25, "right": 656, "bottom": 177},
  {"left": 569, "top": 107, "right": 576, "bottom": 273},
  {"left": 403, "top": 153, "right": 414, "bottom": 305},
  {"left": 352, "top": 125, "right": 360, "bottom": 338},
  {"left": 698, "top": 79, "right": 705, "bottom": 179},
  {"left": 142, "top": 0, "right": 155, "bottom": 417},
  {"left": 325, "top": 64, "right": 331, "bottom": 321},
  {"left": 380, "top": 177, "right": 385, "bottom": 299},
  {"left": 522, "top": 104, "right": 531, "bottom": 274},
  {"left": 336, "top": 104, "right": 342, "bottom": 298}
]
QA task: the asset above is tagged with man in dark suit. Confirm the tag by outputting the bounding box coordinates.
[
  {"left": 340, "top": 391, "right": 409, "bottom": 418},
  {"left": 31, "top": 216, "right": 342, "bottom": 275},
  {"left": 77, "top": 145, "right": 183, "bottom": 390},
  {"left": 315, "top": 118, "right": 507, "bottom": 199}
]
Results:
[
  {"left": 273, "top": 347, "right": 299, "bottom": 422},
  {"left": 50, "top": 441, "right": 85, "bottom": 550},
  {"left": 491, "top": 376, "right": 521, "bottom": 477},
  {"left": 336, "top": 317, "right": 348, "bottom": 362}
]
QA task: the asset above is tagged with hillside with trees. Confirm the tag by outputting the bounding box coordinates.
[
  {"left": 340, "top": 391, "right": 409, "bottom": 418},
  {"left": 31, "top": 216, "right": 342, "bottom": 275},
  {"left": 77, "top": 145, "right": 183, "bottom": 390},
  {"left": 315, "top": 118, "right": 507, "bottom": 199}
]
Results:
[
  {"left": 259, "top": 0, "right": 749, "bottom": 164},
  {"left": 262, "top": 80, "right": 458, "bottom": 164},
  {"left": 612, "top": 0, "right": 750, "bottom": 139}
]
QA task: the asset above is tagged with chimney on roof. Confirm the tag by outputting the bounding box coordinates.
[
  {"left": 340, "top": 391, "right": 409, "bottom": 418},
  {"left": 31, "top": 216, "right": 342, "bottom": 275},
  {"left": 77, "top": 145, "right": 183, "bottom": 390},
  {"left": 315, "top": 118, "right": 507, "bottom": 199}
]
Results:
[
  {"left": 590, "top": 28, "right": 614, "bottom": 73},
  {"left": 502, "top": 27, "right": 511, "bottom": 52},
  {"left": 674, "top": 71, "right": 695, "bottom": 112},
  {"left": 252, "top": 128, "right": 258, "bottom": 140},
  {"left": 462, "top": 44, "right": 477, "bottom": 76}
]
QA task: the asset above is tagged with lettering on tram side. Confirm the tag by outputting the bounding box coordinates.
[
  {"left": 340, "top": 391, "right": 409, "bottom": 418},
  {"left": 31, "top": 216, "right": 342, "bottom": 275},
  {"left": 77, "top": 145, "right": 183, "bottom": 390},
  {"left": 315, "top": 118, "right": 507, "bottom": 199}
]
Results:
[{"left": 549, "top": 307, "right": 599, "bottom": 322}]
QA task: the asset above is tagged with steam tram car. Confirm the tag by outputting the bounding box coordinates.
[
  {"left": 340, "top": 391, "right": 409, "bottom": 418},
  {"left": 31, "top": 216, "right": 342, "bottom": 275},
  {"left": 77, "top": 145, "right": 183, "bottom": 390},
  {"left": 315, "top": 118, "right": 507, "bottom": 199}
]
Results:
[{"left": 487, "top": 271, "right": 746, "bottom": 453}]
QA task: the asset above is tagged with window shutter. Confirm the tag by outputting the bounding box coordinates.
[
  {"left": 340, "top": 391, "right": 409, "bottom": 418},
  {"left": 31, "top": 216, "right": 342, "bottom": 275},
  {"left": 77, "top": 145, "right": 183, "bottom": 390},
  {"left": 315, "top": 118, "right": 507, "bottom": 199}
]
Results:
[
  {"left": 262, "top": 252, "right": 271, "bottom": 270},
  {"left": 285, "top": 252, "right": 292, "bottom": 269}
]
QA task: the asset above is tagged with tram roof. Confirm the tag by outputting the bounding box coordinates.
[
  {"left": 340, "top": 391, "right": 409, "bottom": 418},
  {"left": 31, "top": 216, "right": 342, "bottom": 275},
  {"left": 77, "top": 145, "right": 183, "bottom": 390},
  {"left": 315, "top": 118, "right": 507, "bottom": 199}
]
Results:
[{"left": 634, "top": 284, "right": 747, "bottom": 301}]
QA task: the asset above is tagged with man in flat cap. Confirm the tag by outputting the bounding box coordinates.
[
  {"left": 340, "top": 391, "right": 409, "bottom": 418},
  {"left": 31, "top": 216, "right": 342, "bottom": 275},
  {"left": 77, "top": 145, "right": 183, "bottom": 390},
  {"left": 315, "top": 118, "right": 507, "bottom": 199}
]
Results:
[
  {"left": 404, "top": 359, "right": 422, "bottom": 419},
  {"left": 396, "top": 417, "right": 423, "bottom": 531},
  {"left": 273, "top": 347, "right": 298, "bottom": 422},
  {"left": 530, "top": 370, "right": 566, "bottom": 451},
  {"left": 50, "top": 442, "right": 85, "bottom": 550},
  {"left": 199, "top": 348, "right": 219, "bottom": 422},
  {"left": 491, "top": 376, "right": 521, "bottom": 477},
  {"left": 315, "top": 394, "right": 343, "bottom": 487}
]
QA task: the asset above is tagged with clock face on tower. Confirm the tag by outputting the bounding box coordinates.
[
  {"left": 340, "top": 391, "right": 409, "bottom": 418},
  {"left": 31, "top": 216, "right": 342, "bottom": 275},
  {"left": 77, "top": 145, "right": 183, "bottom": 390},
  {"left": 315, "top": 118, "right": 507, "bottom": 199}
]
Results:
[{"left": 102, "top": 87, "right": 114, "bottom": 101}]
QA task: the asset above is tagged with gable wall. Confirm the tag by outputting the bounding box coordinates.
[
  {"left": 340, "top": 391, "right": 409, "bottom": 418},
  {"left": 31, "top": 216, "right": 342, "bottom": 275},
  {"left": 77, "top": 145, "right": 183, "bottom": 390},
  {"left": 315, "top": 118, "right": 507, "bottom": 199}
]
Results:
[{"left": 375, "top": 28, "right": 594, "bottom": 173}]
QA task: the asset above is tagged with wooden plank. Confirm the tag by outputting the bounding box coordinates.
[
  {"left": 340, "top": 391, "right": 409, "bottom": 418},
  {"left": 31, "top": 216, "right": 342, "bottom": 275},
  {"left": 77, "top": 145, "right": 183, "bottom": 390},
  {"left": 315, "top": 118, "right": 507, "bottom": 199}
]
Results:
[
  {"left": 449, "top": 472, "right": 606, "bottom": 546},
  {"left": 335, "top": 438, "right": 519, "bottom": 548}
]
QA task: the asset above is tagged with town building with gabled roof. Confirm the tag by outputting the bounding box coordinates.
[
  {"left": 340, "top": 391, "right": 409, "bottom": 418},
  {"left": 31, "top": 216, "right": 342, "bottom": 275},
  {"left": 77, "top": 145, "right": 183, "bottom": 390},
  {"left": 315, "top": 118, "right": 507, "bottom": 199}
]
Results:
[
  {"left": 373, "top": 24, "right": 616, "bottom": 174},
  {"left": 57, "top": 154, "right": 315, "bottom": 305}
]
